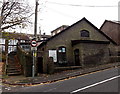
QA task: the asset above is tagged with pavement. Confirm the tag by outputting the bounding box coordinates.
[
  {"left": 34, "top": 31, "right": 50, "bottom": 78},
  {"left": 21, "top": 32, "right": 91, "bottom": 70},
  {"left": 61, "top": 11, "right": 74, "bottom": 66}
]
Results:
[{"left": 2, "top": 62, "right": 120, "bottom": 86}]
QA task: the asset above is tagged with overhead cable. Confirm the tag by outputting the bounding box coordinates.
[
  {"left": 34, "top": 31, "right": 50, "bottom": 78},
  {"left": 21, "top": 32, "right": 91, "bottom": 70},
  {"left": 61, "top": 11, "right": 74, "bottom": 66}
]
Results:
[{"left": 47, "top": 1, "right": 118, "bottom": 7}]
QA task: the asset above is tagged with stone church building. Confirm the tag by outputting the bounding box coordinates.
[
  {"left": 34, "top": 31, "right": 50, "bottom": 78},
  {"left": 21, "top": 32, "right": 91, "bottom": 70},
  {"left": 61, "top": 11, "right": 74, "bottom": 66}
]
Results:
[{"left": 37, "top": 17, "right": 115, "bottom": 73}]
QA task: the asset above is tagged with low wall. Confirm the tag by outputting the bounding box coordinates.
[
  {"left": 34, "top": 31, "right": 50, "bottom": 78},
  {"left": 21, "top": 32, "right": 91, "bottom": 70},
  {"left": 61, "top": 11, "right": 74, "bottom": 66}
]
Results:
[
  {"left": 0, "top": 62, "right": 5, "bottom": 76},
  {"left": 110, "top": 56, "right": 120, "bottom": 63},
  {"left": 17, "top": 46, "right": 33, "bottom": 77}
]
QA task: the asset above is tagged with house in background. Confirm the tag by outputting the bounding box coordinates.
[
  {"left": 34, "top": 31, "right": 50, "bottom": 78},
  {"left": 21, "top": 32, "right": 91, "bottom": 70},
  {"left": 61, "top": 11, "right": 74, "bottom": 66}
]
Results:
[
  {"left": 41, "top": 33, "right": 51, "bottom": 41},
  {"left": 100, "top": 20, "right": 119, "bottom": 55},
  {"left": 0, "top": 32, "right": 30, "bottom": 53},
  {"left": 37, "top": 17, "right": 114, "bottom": 73},
  {"left": 0, "top": 32, "right": 52, "bottom": 53},
  {"left": 0, "top": 31, "right": 51, "bottom": 75},
  {"left": 28, "top": 33, "right": 51, "bottom": 42},
  {"left": 51, "top": 25, "right": 69, "bottom": 36}
]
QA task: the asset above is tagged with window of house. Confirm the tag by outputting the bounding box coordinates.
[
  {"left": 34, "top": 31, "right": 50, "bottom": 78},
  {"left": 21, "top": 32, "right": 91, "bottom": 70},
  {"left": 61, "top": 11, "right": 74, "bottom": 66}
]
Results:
[
  {"left": 8, "top": 39, "right": 12, "bottom": 45},
  {"left": 20, "top": 40, "right": 25, "bottom": 42},
  {"left": 80, "top": 30, "right": 89, "bottom": 37},
  {"left": 40, "top": 38, "right": 43, "bottom": 40},
  {"left": 14, "top": 40, "right": 18, "bottom": 45},
  {"left": 0, "top": 38, "right": 5, "bottom": 44},
  {"left": 43, "top": 38, "right": 47, "bottom": 40},
  {"left": 57, "top": 46, "right": 67, "bottom": 65},
  {"left": 58, "top": 47, "right": 66, "bottom": 53},
  {"left": 8, "top": 46, "right": 13, "bottom": 53},
  {"left": 0, "top": 45, "right": 5, "bottom": 51}
]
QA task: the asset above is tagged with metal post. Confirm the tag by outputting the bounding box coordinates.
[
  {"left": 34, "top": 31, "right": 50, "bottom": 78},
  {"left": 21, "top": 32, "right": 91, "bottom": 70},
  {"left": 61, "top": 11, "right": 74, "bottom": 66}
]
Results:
[{"left": 32, "top": 50, "right": 35, "bottom": 77}]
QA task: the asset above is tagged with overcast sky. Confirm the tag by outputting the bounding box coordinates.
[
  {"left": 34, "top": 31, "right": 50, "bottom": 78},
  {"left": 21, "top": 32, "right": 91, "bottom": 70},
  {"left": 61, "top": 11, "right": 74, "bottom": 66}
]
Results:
[{"left": 25, "top": 0, "right": 119, "bottom": 35}]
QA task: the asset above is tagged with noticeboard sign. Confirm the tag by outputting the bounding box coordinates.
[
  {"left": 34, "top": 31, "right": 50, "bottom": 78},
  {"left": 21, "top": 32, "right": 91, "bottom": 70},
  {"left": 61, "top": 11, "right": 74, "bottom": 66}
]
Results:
[{"left": 49, "top": 50, "right": 57, "bottom": 62}]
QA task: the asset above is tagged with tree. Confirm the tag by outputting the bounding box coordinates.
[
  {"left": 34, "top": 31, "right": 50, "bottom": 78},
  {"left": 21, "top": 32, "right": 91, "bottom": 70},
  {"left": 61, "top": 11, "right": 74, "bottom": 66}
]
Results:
[
  {"left": 0, "top": 0, "right": 32, "bottom": 32},
  {"left": 0, "top": 0, "right": 33, "bottom": 75}
]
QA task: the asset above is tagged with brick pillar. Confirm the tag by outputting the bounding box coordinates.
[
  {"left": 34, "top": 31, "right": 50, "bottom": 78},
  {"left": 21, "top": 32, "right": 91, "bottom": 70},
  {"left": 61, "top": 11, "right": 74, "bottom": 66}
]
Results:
[
  {"left": 47, "top": 57, "right": 54, "bottom": 74},
  {"left": 0, "top": 62, "right": 4, "bottom": 76}
]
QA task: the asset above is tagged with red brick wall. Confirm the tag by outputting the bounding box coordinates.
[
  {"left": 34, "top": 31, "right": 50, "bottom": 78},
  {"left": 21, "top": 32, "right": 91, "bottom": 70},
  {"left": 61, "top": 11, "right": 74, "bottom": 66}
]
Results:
[
  {"left": 0, "top": 62, "right": 4, "bottom": 75},
  {"left": 101, "top": 21, "right": 120, "bottom": 45}
]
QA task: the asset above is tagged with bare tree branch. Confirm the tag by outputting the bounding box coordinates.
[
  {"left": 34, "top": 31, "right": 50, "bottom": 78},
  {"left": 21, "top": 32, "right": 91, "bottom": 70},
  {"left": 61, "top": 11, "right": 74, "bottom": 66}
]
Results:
[
  {"left": 0, "top": 0, "right": 33, "bottom": 31},
  {"left": 2, "top": 2, "right": 16, "bottom": 23}
]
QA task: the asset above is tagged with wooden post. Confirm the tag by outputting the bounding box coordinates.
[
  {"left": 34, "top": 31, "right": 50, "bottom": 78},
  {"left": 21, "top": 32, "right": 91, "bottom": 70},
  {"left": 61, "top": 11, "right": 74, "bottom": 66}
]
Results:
[{"left": 5, "top": 39, "right": 8, "bottom": 75}]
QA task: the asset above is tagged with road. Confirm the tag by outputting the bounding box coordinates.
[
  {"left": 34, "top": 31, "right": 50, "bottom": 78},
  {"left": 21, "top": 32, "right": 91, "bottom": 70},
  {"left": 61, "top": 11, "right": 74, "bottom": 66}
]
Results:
[{"left": 4, "top": 67, "right": 120, "bottom": 93}]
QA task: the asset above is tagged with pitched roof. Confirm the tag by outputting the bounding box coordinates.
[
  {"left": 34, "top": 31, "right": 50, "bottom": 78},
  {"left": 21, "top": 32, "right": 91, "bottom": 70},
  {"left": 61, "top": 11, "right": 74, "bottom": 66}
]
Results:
[
  {"left": 27, "top": 34, "right": 51, "bottom": 38},
  {"left": 1, "top": 32, "right": 30, "bottom": 40},
  {"left": 51, "top": 25, "right": 69, "bottom": 33},
  {"left": 100, "top": 20, "right": 120, "bottom": 45},
  {"left": 100, "top": 20, "right": 120, "bottom": 29},
  {"left": 38, "top": 17, "right": 117, "bottom": 47}
]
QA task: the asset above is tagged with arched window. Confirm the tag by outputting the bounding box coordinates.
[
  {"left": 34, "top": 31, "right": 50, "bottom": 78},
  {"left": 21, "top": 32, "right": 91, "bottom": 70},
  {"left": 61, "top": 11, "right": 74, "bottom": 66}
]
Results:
[
  {"left": 80, "top": 30, "right": 89, "bottom": 37},
  {"left": 58, "top": 46, "right": 66, "bottom": 53},
  {"left": 57, "top": 46, "right": 67, "bottom": 65}
]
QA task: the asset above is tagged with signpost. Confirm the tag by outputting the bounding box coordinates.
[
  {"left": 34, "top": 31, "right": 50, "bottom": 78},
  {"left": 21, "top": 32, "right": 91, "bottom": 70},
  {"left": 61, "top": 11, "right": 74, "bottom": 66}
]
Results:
[
  {"left": 31, "top": 40, "right": 37, "bottom": 77},
  {"left": 31, "top": 40, "right": 37, "bottom": 47}
]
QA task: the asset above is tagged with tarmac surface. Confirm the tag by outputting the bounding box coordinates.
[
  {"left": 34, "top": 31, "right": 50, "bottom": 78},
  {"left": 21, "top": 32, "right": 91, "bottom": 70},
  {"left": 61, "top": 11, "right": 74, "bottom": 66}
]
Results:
[
  {"left": 1, "top": 62, "right": 120, "bottom": 92},
  {"left": 10, "top": 67, "right": 119, "bottom": 93}
]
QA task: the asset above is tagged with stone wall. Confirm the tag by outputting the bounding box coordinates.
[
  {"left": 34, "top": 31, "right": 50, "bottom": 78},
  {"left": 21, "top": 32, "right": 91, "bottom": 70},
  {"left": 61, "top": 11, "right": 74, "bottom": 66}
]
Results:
[
  {"left": 73, "top": 43, "right": 110, "bottom": 67},
  {"left": 38, "top": 18, "right": 111, "bottom": 73},
  {"left": 17, "top": 46, "right": 33, "bottom": 77},
  {"left": 0, "top": 62, "right": 5, "bottom": 76}
]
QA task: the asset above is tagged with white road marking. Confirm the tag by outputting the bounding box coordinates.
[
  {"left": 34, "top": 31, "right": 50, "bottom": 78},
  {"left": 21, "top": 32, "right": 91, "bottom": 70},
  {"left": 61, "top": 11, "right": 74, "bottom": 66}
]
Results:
[{"left": 71, "top": 75, "right": 120, "bottom": 93}]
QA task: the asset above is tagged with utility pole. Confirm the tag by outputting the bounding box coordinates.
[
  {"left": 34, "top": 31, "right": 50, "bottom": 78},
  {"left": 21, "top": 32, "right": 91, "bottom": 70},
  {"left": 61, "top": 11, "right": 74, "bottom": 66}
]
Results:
[
  {"left": 32, "top": 0, "right": 39, "bottom": 77},
  {"left": 39, "top": 26, "right": 41, "bottom": 40},
  {"left": 34, "top": 0, "right": 39, "bottom": 37}
]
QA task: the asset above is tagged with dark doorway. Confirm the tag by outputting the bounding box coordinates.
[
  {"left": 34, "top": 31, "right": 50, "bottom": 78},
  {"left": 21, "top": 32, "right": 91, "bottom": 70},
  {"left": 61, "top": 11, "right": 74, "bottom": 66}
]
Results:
[
  {"left": 57, "top": 46, "right": 67, "bottom": 66},
  {"left": 74, "top": 49, "right": 80, "bottom": 66},
  {"left": 37, "top": 57, "right": 43, "bottom": 73}
]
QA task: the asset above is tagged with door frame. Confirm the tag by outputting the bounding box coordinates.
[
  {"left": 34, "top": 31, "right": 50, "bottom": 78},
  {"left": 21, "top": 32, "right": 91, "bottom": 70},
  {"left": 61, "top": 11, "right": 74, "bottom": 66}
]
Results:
[{"left": 74, "top": 49, "right": 81, "bottom": 66}]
